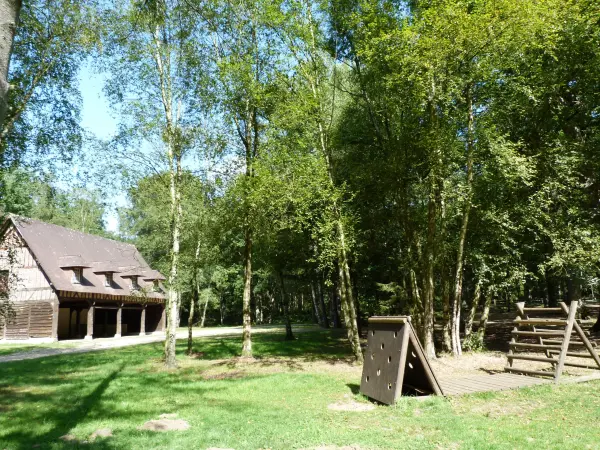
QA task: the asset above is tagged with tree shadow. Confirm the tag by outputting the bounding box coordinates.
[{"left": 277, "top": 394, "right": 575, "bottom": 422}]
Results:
[{"left": 6, "top": 363, "right": 126, "bottom": 449}]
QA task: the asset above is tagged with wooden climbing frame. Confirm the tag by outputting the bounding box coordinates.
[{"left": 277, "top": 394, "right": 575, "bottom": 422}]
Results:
[
  {"left": 505, "top": 301, "right": 600, "bottom": 381},
  {"left": 360, "top": 316, "right": 443, "bottom": 404}
]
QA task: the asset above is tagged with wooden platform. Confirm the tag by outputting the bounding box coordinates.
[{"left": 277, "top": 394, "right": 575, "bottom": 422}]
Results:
[{"left": 438, "top": 373, "right": 552, "bottom": 396}]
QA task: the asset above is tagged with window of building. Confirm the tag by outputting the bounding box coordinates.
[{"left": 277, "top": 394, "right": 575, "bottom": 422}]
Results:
[
  {"left": 153, "top": 280, "right": 160, "bottom": 292},
  {"left": 72, "top": 268, "right": 83, "bottom": 284},
  {"left": 105, "top": 273, "right": 113, "bottom": 287},
  {"left": 0, "top": 270, "right": 9, "bottom": 297},
  {"left": 131, "top": 276, "right": 140, "bottom": 290}
]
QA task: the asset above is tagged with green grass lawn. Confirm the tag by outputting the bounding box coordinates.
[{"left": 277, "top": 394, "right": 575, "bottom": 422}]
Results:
[{"left": 1, "top": 330, "right": 599, "bottom": 449}]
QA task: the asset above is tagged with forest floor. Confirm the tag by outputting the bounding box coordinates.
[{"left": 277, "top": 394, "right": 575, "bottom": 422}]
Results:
[{"left": 1, "top": 327, "right": 600, "bottom": 449}]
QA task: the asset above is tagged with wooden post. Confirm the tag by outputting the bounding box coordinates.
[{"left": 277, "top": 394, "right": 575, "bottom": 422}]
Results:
[
  {"left": 75, "top": 309, "right": 81, "bottom": 338},
  {"left": 68, "top": 308, "right": 73, "bottom": 339},
  {"left": 159, "top": 305, "right": 166, "bottom": 332},
  {"left": 115, "top": 304, "right": 122, "bottom": 338},
  {"left": 51, "top": 297, "right": 59, "bottom": 342},
  {"left": 85, "top": 302, "right": 95, "bottom": 340},
  {"left": 554, "top": 301, "right": 578, "bottom": 382},
  {"left": 559, "top": 302, "right": 600, "bottom": 369},
  {"left": 140, "top": 305, "right": 146, "bottom": 336}
]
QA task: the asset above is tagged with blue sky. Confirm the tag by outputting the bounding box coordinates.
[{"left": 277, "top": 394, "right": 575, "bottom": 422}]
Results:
[{"left": 78, "top": 65, "right": 123, "bottom": 232}]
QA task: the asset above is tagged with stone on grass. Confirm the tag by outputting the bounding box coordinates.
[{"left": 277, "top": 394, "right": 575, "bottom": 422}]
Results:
[
  {"left": 327, "top": 401, "right": 375, "bottom": 412},
  {"left": 59, "top": 434, "right": 77, "bottom": 442},
  {"left": 90, "top": 428, "right": 113, "bottom": 440},
  {"left": 138, "top": 419, "right": 190, "bottom": 432}
]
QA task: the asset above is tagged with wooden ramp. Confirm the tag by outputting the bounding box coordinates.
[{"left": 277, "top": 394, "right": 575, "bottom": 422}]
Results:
[
  {"left": 360, "top": 316, "right": 443, "bottom": 404},
  {"left": 438, "top": 373, "right": 551, "bottom": 396}
]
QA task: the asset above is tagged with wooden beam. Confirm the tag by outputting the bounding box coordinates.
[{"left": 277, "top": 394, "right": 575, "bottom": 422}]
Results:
[
  {"left": 508, "top": 355, "right": 558, "bottom": 364},
  {"left": 140, "top": 305, "right": 146, "bottom": 336},
  {"left": 514, "top": 319, "right": 567, "bottom": 326},
  {"left": 368, "top": 316, "right": 408, "bottom": 325},
  {"left": 548, "top": 350, "right": 596, "bottom": 359},
  {"left": 159, "top": 305, "right": 166, "bottom": 332},
  {"left": 554, "top": 301, "right": 578, "bottom": 382},
  {"left": 511, "top": 330, "right": 565, "bottom": 337},
  {"left": 115, "top": 304, "right": 122, "bottom": 338},
  {"left": 51, "top": 298, "right": 59, "bottom": 342},
  {"left": 522, "top": 307, "right": 563, "bottom": 313},
  {"left": 504, "top": 367, "right": 555, "bottom": 377},
  {"left": 85, "top": 303, "right": 94, "bottom": 340},
  {"left": 509, "top": 342, "right": 562, "bottom": 351},
  {"left": 562, "top": 361, "right": 600, "bottom": 370},
  {"left": 559, "top": 302, "right": 600, "bottom": 370}
]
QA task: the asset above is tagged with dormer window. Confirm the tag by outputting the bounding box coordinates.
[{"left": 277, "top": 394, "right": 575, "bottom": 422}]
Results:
[
  {"left": 59, "top": 256, "right": 90, "bottom": 285},
  {"left": 130, "top": 276, "right": 140, "bottom": 291},
  {"left": 142, "top": 271, "right": 166, "bottom": 292},
  {"left": 93, "top": 268, "right": 120, "bottom": 288},
  {"left": 72, "top": 267, "right": 83, "bottom": 284}
]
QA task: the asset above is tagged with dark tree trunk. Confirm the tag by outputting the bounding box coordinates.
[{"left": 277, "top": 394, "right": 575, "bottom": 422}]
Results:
[
  {"left": 331, "top": 276, "right": 341, "bottom": 328},
  {"left": 187, "top": 286, "right": 197, "bottom": 355},
  {"left": 317, "top": 278, "right": 329, "bottom": 327},
  {"left": 279, "top": 273, "right": 294, "bottom": 340},
  {"left": 546, "top": 272, "right": 558, "bottom": 307}
]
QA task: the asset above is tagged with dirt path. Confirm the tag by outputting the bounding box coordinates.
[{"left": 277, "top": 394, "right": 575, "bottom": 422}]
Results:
[{"left": 0, "top": 325, "right": 319, "bottom": 364}]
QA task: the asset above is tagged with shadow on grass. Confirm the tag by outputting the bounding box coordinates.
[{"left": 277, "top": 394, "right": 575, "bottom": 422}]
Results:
[
  {"left": 4, "top": 363, "right": 125, "bottom": 449},
  {"left": 0, "top": 328, "right": 352, "bottom": 449},
  {"left": 347, "top": 383, "right": 360, "bottom": 395},
  {"left": 187, "top": 329, "right": 354, "bottom": 363}
]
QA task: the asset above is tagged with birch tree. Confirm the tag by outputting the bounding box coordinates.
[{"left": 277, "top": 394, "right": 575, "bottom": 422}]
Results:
[
  {"left": 192, "top": 0, "right": 283, "bottom": 358},
  {"left": 102, "top": 0, "right": 208, "bottom": 367}
]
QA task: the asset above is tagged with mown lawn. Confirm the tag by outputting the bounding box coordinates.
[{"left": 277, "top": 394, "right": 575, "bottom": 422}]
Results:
[{"left": 0, "top": 330, "right": 599, "bottom": 449}]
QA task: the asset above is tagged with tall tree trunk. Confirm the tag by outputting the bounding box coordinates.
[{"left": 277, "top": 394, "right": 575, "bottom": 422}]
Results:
[
  {"left": 422, "top": 182, "right": 437, "bottom": 359},
  {"left": 476, "top": 290, "right": 491, "bottom": 342},
  {"left": 302, "top": 4, "right": 361, "bottom": 360},
  {"left": 441, "top": 270, "right": 452, "bottom": 353},
  {"left": 310, "top": 282, "right": 323, "bottom": 326},
  {"left": 331, "top": 279, "right": 341, "bottom": 328},
  {"left": 279, "top": 273, "right": 294, "bottom": 340},
  {"left": 241, "top": 225, "right": 253, "bottom": 357},
  {"left": 317, "top": 278, "right": 329, "bottom": 328},
  {"left": 187, "top": 286, "right": 197, "bottom": 356},
  {"left": 463, "top": 281, "right": 481, "bottom": 341},
  {"left": 219, "top": 292, "right": 225, "bottom": 325},
  {"left": 200, "top": 292, "right": 209, "bottom": 328},
  {"left": 338, "top": 252, "right": 363, "bottom": 363},
  {"left": 0, "top": 0, "right": 21, "bottom": 137},
  {"left": 187, "top": 241, "right": 201, "bottom": 354},
  {"left": 151, "top": 23, "right": 182, "bottom": 369},
  {"left": 450, "top": 84, "right": 476, "bottom": 357}
]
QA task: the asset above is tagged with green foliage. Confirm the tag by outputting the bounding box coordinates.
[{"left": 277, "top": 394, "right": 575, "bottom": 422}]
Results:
[
  {"left": 0, "top": 168, "right": 108, "bottom": 236},
  {"left": 2, "top": 0, "right": 99, "bottom": 168}
]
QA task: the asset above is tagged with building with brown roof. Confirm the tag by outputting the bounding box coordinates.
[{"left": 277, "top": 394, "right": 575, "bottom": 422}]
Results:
[{"left": 0, "top": 216, "right": 166, "bottom": 342}]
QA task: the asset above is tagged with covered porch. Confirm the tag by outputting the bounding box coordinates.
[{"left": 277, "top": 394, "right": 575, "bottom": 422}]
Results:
[{"left": 57, "top": 294, "right": 165, "bottom": 341}]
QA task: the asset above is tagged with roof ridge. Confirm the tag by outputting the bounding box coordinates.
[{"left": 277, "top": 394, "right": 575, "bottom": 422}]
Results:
[{"left": 10, "top": 215, "right": 134, "bottom": 247}]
